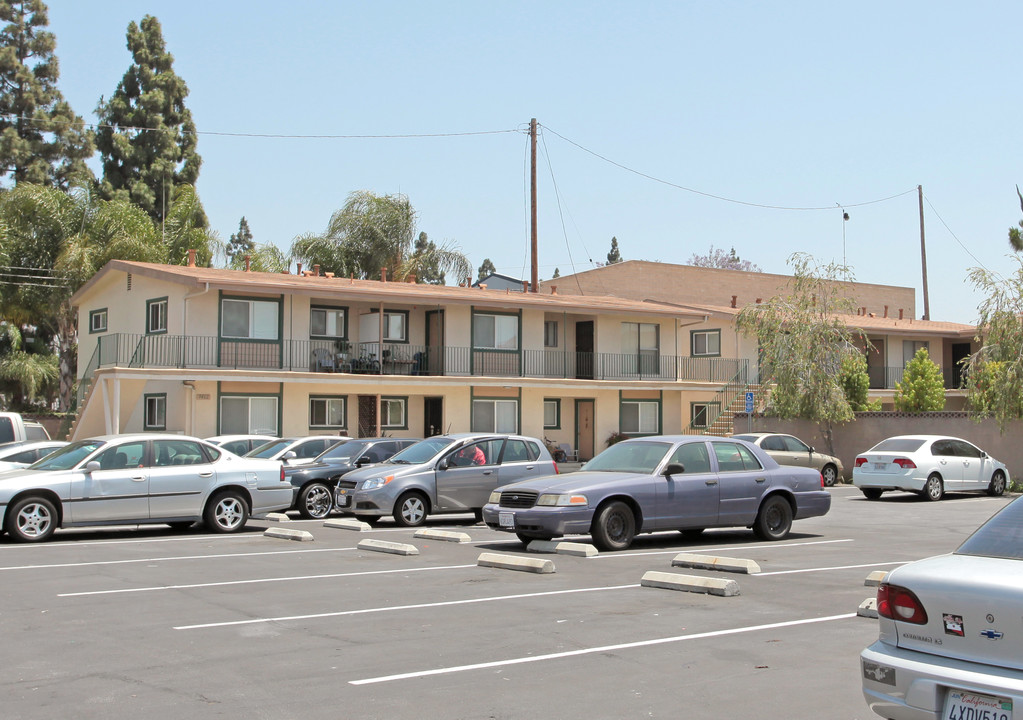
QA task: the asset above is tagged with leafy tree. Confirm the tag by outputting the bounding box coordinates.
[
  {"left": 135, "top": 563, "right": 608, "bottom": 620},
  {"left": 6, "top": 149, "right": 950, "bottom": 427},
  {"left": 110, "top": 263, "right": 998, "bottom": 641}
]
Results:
[
  {"left": 95, "top": 15, "right": 202, "bottom": 225},
  {"left": 477, "top": 257, "right": 496, "bottom": 281},
  {"left": 606, "top": 236, "right": 622, "bottom": 264},
  {"left": 227, "top": 242, "right": 289, "bottom": 273},
  {"left": 411, "top": 232, "right": 446, "bottom": 285},
  {"left": 894, "top": 347, "right": 945, "bottom": 412},
  {"left": 226, "top": 216, "right": 254, "bottom": 263},
  {"left": 688, "top": 245, "right": 762, "bottom": 272},
  {"left": 0, "top": 0, "right": 93, "bottom": 189},
  {"left": 291, "top": 191, "right": 471, "bottom": 283},
  {"left": 736, "top": 253, "right": 864, "bottom": 452},
  {"left": 0, "top": 320, "right": 57, "bottom": 409},
  {"left": 838, "top": 351, "right": 873, "bottom": 411},
  {"left": 1010, "top": 185, "right": 1023, "bottom": 251},
  {"left": 964, "top": 255, "right": 1023, "bottom": 428}
]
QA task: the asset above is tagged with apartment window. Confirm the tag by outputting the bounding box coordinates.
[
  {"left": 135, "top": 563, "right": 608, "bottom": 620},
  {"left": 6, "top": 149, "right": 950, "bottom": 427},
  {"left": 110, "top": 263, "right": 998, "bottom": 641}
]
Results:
[
  {"left": 381, "top": 397, "right": 407, "bottom": 429},
  {"left": 310, "top": 306, "right": 347, "bottom": 338},
  {"left": 383, "top": 311, "right": 408, "bottom": 342},
  {"left": 146, "top": 297, "right": 168, "bottom": 335},
  {"left": 544, "top": 321, "right": 558, "bottom": 348},
  {"left": 472, "top": 399, "right": 518, "bottom": 433},
  {"left": 691, "top": 329, "right": 721, "bottom": 357},
  {"left": 621, "top": 400, "right": 659, "bottom": 435},
  {"left": 144, "top": 393, "right": 167, "bottom": 431},
  {"left": 89, "top": 308, "right": 108, "bottom": 334},
  {"left": 543, "top": 399, "right": 560, "bottom": 429},
  {"left": 622, "top": 322, "right": 659, "bottom": 374},
  {"left": 903, "top": 340, "right": 929, "bottom": 365},
  {"left": 691, "top": 402, "right": 720, "bottom": 429},
  {"left": 222, "top": 298, "right": 279, "bottom": 340},
  {"left": 309, "top": 396, "right": 346, "bottom": 429},
  {"left": 220, "top": 395, "right": 279, "bottom": 435},
  {"left": 474, "top": 312, "right": 519, "bottom": 350}
]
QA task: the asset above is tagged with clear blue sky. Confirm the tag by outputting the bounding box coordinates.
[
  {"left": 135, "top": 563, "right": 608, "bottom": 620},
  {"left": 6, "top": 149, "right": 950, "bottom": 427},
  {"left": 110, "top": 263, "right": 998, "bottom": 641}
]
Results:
[{"left": 46, "top": 1, "right": 1022, "bottom": 324}]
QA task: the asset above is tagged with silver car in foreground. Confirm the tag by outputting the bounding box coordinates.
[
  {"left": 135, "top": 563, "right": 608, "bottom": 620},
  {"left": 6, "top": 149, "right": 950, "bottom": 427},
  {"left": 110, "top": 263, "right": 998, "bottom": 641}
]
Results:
[
  {"left": 861, "top": 496, "right": 1023, "bottom": 719},
  {"left": 0, "top": 434, "right": 292, "bottom": 542}
]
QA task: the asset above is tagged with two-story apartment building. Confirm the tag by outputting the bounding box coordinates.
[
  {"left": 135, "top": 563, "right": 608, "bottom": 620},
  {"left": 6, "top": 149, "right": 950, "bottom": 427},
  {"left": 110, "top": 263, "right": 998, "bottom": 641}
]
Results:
[{"left": 69, "top": 259, "right": 760, "bottom": 459}]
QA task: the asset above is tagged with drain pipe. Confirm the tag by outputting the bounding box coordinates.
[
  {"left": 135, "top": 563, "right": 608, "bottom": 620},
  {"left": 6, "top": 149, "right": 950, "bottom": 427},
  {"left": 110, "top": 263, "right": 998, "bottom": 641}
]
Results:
[{"left": 183, "top": 381, "right": 196, "bottom": 435}]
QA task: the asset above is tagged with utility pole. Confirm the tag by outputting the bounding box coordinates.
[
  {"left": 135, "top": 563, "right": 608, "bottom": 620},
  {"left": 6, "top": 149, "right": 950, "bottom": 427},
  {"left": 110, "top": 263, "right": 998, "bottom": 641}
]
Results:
[
  {"left": 530, "top": 118, "right": 538, "bottom": 293},
  {"left": 918, "top": 185, "right": 930, "bottom": 320}
]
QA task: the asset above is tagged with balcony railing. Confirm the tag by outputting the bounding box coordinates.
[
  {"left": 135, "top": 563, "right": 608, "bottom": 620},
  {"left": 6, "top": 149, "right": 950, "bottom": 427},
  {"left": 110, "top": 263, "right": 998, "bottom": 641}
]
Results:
[
  {"left": 868, "top": 365, "right": 966, "bottom": 390},
  {"left": 86, "top": 333, "right": 753, "bottom": 384}
]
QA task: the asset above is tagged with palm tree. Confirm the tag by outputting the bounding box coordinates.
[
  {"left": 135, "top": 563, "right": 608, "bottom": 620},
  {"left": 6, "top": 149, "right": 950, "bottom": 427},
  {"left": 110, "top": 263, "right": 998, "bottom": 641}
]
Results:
[
  {"left": 292, "top": 191, "right": 471, "bottom": 283},
  {"left": 0, "top": 322, "right": 58, "bottom": 409}
]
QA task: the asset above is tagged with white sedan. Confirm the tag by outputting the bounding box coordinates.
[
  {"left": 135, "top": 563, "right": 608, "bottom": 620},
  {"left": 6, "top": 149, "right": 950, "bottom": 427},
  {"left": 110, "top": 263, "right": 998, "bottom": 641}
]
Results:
[
  {"left": 0, "top": 434, "right": 293, "bottom": 542},
  {"left": 852, "top": 435, "right": 1008, "bottom": 501},
  {"left": 861, "top": 495, "right": 1023, "bottom": 719}
]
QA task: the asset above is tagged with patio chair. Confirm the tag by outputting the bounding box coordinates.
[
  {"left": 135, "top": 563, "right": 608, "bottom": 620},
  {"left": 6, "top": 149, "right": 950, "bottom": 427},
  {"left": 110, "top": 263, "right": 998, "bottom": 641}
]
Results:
[
  {"left": 558, "top": 443, "right": 579, "bottom": 462},
  {"left": 312, "top": 347, "right": 336, "bottom": 372}
]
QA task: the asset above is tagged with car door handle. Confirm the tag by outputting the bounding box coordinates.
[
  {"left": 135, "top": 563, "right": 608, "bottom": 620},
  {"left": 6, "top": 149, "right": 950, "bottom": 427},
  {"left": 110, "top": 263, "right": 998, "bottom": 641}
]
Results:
[
  {"left": 755, "top": 477, "right": 767, "bottom": 483},
  {"left": 705, "top": 479, "right": 718, "bottom": 486},
  {"left": 131, "top": 476, "right": 146, "bottom": 482},
  {"left": 199, "top": 471, "right": 213, "bottom": 478},
  {"left": 482, "top": 470, "right": 493, "bottom": 475}
]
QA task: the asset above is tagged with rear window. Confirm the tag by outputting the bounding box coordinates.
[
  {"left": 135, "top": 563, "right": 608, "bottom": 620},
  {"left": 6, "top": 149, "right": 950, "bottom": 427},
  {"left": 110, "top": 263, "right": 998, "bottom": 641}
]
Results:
[
  {"left": 956, "top": 497, "right": 1023, "bottom": 561},
  {"left": 871, "top": 438, "right": 925, "bottom": 453}
]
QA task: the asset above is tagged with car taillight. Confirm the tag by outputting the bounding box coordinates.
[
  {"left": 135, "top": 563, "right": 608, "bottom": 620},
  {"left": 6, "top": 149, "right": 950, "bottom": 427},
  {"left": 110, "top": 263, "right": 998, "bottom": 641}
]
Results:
[
  {"left": 893, "top": 458, "right": 917, "bottom": 469},
  {"left": 877, "top": 583, "right": 928, "bottom": 624},
  {"left": 819, "top": 472, "right": 825, "bottom": 488},
  {"left": 553, "top": 461, "right": 560, "bottom": 474},
  {"left": 855, "top": 457, "right": 868, "bottom": 467},
  {"left": 280, "top": 465, "right": 286, "bottom": 482}
]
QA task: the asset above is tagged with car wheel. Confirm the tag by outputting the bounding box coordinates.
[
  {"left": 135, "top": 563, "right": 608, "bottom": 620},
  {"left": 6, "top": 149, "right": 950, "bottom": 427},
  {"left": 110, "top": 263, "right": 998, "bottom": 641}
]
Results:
[
  {"left": 679, "top": 528, "right": 705, "bottom": 540},
  {"left": 204, "top": 491, "right": 249, "bottom": 533},
  {"left": 922, "top": 474, "right": 944, "bottom": 502},
  {"left": 862, "top": 488, "right": 883, "bottom": 500},
  {"left": 8, "top": 496, "right": 57, "bottom": 542},
  {"left": 472, "top": 508, "right": 484, "bottom": 524},
  {"left": 392, "top": 492, "right": 428, "bottom": 527},
  {"left": 821, "top": 464, "right": 838, "bottom": 487},
  {"left": 753, "top": 495, "right": 793, "bottom": 541},
  {"left": 591, "top": 500, "right": 636, "bottom": 551},
  {"left": 988, "top": 470, "right": 1007, "bottom": 497},
  {"left": 297, "top": 482, "right": 333, "bottom": 519}
]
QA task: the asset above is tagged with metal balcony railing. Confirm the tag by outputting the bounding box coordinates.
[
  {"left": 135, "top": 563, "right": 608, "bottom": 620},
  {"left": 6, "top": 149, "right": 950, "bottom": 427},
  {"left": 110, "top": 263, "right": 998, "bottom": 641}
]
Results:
[{"left": 867, "top": 365, "right": 966, "bottom": 390}]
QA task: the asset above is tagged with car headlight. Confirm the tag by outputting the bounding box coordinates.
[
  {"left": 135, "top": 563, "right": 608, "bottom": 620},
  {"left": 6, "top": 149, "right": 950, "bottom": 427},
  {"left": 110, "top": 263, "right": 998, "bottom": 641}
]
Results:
[
  {"left": 361, "top": 476, "right": 393, "bottom": 490},
  {"left": 488, "top": 491, "right": 501, "bottom": 504},
  {"left": 536, "top": 493, "right": 588, "bottom": 507}
]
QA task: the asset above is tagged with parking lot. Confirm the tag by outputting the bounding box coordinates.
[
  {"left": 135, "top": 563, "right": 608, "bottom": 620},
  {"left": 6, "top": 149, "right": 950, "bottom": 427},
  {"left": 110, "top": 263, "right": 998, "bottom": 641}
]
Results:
[{"left": 0, "top": 485, "right": 1012, "bottom": 720}]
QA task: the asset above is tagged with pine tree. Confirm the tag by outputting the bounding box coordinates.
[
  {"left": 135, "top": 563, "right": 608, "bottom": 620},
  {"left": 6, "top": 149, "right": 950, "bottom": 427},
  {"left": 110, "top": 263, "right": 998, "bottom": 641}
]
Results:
[
  {"left": 95, "top": 15, "right": 202, "bottom": 224},
  {"left": 552, "top": 267, "right": 560, "bottom": 279},
  {"left": 226, "top": 216, "right": 254, "bottom": 262},
  {"left": 477, "top": 257, "right": 496, "bottom": 281},
  {"left": 0, "top": 0, "right": 93, "bottom": 188},
  {"left": 606, "top": 236, "right": 622, "bottom": 264}
]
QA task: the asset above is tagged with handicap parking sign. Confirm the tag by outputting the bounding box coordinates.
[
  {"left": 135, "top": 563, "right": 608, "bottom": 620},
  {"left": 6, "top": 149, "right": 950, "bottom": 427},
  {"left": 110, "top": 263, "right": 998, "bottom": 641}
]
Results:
[{"left": 744, "top": 391, "right": 754, "bottom": 413}]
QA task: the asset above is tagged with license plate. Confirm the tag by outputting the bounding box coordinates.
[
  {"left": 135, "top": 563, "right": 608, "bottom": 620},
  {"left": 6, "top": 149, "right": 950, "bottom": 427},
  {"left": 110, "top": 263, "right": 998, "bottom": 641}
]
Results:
[
  {"left": 336, "top": 494, "right": 351, "bottom": 508},
  {"left": 943, "top": 690, "right": 1012, "bottom": 720},
  {"left": 874, "top": 462, "right": 887, "bottom": 471},
  {"left": 499, "top": 511, "right": 515, "bottom": 528}
]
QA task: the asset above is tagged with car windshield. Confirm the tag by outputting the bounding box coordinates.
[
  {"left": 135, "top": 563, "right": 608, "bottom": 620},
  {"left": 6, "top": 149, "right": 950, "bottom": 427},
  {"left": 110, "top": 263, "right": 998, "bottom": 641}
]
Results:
[
  {"left": 246, "top": 439, "right": 294, "bottom": 458},
  {"left": 29, "top": 440, "right": 106, "bottom": 471},
  {"left": 386, "top": 437, "right": 454, "bottom": 464},
  {"left": 871, "top": 438, "right": 926, "bottom": 453},
  {"left": 320, "top": 440, "right": 370, "bottom": 461},
  {"left": 955, "top": 497, "right": 1023, "bottom": 561},
  {"left": 583, "top": 441, "right": 673, "bottom": 473}
]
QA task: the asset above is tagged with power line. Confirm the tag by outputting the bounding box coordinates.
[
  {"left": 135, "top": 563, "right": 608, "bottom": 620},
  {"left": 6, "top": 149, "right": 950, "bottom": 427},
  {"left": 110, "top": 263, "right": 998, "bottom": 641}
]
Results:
[
  {"left": 541, "top": 123, "right": 918, "bottom": 212},
  {"left": 923, "top": 196, "right": 996, "bottom": 277}
]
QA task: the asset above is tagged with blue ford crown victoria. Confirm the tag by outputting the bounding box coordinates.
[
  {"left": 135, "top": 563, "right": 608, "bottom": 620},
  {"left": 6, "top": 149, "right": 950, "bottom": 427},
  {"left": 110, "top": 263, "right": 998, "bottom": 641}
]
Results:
[{"left": 483, "top": 435, "right": 831, "bottom": 551}]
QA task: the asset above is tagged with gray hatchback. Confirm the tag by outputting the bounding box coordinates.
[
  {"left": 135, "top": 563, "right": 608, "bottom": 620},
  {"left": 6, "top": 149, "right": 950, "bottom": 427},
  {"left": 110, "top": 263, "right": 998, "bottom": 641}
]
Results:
[{"left": 336, "top": 433, "right": 557, "bottom": 526}]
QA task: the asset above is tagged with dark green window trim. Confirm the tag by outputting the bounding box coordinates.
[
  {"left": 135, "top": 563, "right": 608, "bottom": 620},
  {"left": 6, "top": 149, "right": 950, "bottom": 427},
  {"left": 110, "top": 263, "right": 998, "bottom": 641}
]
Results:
[
  {"left": 690, "top": 401, "right": 721, "bottom": 429},
  {"left": 144, "top": 393, "right": 167, "bottom": 431},
  {"left": 690, "top": 329, "right": 722, "bottom": 358},
  {"left": 543, "top": 398, "right": 561, "bottom": 429},
  {"left": 217, "top": 384, "right": 283, "bottom": 436},
  {"left": 146, "top": 297, "right": 168, "bottom": 335},
  {"left": 89, "top": 308, "right": 108, "bottom": 334},
  {"left": 366, "top": 308, "right": 410, "bottom": 343},
  {"left": 618, "top": 391, "right": 662, "bottom": 436},
  {"left": 218, "top": 292, "right": 284, "bottom": 340},
  {"left": 310, "top": 304, "right": 349, "bottom": 340},
  {"left": 380, "top": 395, "right": 409, "bottom": 430},
  {"left": 470, "top": 387, "right": 522, "bottom": 434},
  {"left": 309, "top": 395, "right": 347, "bottom": 429}
]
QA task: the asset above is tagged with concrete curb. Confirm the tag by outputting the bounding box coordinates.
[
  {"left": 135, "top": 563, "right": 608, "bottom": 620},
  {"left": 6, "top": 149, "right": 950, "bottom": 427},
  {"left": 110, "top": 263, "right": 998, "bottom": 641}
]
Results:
[
  {"left": 671, "top": 553, "right": 760, "bottom": 574},
  {"left": 858, "top": 597, "right": 878, "bottom": 618},
  {"left": 414, "top": 529, "right": 472, "bottom": 543},
  {"left": 263, "top": 513, "right": 290, "bottom": 523},
  {"left": 864, "top": 570, "right": 888, "bottom": 587},
  {"left": 263, "top": 527, "right": 314, "bottom": 542},
  {"left": 357, "top": 539, "right": 419, "bottom": 556},
  {"left": 477, "top": 552, "right": 555, "bottom": 574},
  {"left": 641, "top": 571, "right": 740, "bottom": 596},
  {"left": 527, "top": 540, "right": 598, "bottom": 557},
  {"left": 324, "top": 518, "right": 371, "bottom": 532}
]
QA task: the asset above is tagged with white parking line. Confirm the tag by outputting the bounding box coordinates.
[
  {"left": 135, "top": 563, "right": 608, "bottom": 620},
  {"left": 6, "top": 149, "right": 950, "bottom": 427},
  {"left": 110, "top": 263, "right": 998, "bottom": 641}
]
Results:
[
  {"left": 349, "top": 613, "right": 858, "bottom": 685},
  {"left": 61, "top": 563, "right": 478, "bottom": 597},
  {"left": 755, "top": 561, "right": 907, "bottom": 577},
  {"left": 174, "top": 583, "right": 639, "bottom": 630},
  {"left": 0, "top": 546, "right": 356, "bottom": 571},
  {"left": 592, "top": 538, "right": 854, "bottom": 559}
]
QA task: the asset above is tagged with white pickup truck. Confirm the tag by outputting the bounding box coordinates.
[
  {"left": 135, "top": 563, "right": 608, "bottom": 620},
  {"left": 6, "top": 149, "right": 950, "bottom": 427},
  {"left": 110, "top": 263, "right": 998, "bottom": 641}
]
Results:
[{"left": 0, "top": 412, "right": 52, "bottom": 444}]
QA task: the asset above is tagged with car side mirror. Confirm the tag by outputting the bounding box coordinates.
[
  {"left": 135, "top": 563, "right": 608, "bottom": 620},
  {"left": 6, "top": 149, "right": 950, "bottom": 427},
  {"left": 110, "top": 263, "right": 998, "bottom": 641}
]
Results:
[
  {"left": 808, "top": 447, "right": 815, "bottom": 454},
  {"left": 437, "top": 458, "right": 449, "bottom": 471},
  {"left": 663, "top": 462, "right": 685, "bottom": 477},
  {"left": 283, "top": 450, "right": 297, "bottom": 460},
  {"left": 85, "top": 460, "right": 101, "bottom": 472}
]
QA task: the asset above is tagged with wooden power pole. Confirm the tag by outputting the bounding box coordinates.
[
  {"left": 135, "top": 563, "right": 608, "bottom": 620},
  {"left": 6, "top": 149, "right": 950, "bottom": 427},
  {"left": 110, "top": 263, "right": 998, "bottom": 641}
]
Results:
[
  {"left": 530, "top": 118, "right": 538, "bottom": 293},
  {"left": 918, "top": 185, "right": 930, "bottom": 320}
]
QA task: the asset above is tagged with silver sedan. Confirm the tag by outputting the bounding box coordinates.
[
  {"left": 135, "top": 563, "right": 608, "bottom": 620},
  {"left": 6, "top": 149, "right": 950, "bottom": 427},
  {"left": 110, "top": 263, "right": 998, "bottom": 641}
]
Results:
[
  {"left": 861, "top": 496, "right": 1023, "bottom": 719},
  {"left": 0, "top": 434, "right": 292, "bottom": 542}
]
